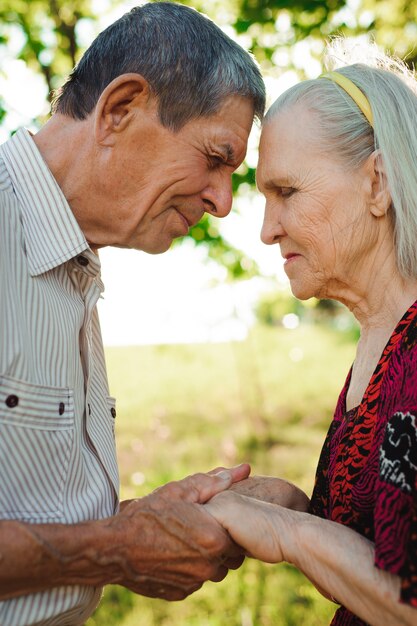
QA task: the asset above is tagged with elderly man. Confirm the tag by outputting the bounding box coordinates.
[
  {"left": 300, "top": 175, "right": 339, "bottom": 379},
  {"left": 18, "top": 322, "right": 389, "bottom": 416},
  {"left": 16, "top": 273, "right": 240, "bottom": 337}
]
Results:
[{"left": 0, "top": 2, "right": 265, "bottom": 624}]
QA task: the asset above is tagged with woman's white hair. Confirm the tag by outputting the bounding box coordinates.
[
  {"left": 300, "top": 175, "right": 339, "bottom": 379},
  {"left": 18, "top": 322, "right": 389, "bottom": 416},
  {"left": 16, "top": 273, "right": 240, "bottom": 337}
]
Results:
[{"left": 266, "top": 38, "right": 417, "bottom": 279}]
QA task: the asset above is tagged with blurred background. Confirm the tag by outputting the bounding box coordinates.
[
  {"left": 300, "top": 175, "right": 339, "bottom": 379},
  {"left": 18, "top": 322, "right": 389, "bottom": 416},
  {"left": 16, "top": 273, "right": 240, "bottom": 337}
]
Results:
[{"left": 0, "top": 0, "right": 414, "bottom": 624}]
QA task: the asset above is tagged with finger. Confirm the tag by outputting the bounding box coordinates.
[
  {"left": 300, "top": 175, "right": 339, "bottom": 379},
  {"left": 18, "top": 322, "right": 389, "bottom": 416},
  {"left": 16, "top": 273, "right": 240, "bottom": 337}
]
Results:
[
  {"left": 157, "top": 465, "right": 252, "bottom": 505},
  {"left": 222, "top": 555, "right": 245, "bottom": 570},
  {"left": 219, "top": 533, "right": 246, "bottom": 559},
  {"left": 135, "top": 580, "right": 203, "bottom": 602},
  {"left": 179, "top": 470, "right": 248, "bottom": 504},
  {"left": 229, "top": 463, "right": 251, "bottom": 483},
  {"left": 207, "top": 467, "right": 224, "bottom": 475},
  {"left": 208, "top": 564, "right": 229, "bottom": 583},
  {"left": 207, "top": 464, "right": 251, "bottom": 483},
  {"left": 165, "top": 581, "right": 203, "bottom": 601}
]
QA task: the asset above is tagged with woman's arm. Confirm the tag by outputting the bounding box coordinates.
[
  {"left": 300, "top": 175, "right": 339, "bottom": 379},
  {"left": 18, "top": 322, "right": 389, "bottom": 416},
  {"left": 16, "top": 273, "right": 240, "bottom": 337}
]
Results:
[{"left": 204, "top": 492, "right": 417, "bottom": 626}]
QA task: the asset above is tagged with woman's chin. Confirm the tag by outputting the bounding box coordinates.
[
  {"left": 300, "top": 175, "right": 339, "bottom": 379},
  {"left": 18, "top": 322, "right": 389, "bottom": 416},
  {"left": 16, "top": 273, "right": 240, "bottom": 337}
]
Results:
[{"left": 289, "top": 281, "right": 317, "bottom": 302}]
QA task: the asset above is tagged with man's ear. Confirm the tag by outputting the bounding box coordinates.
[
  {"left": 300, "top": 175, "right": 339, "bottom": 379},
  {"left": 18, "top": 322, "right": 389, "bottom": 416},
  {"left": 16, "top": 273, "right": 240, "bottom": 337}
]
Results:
[
  {"left": 367, "top": 150, "right": 392, "bottom": 218},
  {"left": 94, "top": 73, "right": 152, "bottom": 145}
]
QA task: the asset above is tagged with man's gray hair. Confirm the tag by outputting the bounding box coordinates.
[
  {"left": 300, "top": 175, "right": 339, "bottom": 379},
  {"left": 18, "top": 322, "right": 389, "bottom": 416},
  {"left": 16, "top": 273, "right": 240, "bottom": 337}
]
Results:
[
  {"left": 266, "top": 39, "right": 417, "bottom": 279},
  {"left": 53, "top": 2, "right": 265, "bottom": 129}
]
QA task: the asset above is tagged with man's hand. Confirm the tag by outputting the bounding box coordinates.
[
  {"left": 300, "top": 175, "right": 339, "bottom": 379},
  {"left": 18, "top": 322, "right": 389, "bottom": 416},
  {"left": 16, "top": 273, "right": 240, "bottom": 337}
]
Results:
[
  {"left": 0, "top": 465, "right": 250, "bottom": 602},
  {"left": 101, "top": 464, "right": 251, "bottom": 600},
  {"left": 228, "top": 475, "right": 309, "bottom": 511}
]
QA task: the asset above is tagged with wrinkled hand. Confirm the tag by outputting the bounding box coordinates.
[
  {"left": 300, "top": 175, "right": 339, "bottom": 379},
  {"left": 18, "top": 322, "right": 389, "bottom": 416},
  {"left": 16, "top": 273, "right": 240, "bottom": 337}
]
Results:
[
  {"left": 228, "top": 476, "right": 309, "bottom": 511},
  {"left": 204, "top": 491, "right": 294, "bottom": 564},
  {"left": 112, "top": 465, "right": 250, "bottom": 600}
]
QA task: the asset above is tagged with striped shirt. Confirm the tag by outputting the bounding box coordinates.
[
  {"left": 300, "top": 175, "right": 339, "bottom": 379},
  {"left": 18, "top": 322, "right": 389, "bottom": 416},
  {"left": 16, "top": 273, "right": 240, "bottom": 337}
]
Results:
[{"left": 0, "top": 129, "right": 119, "bottom": 625}]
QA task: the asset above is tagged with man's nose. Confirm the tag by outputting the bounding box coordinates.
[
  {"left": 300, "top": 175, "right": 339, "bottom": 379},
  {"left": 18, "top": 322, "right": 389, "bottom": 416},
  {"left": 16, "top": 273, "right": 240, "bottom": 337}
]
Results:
[{"left": 202, "top": 176, "right": 233, "bottom": 218}]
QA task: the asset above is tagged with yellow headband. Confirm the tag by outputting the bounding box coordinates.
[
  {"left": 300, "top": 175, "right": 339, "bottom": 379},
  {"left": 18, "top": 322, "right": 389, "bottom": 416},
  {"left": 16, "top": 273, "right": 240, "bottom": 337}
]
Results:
[{"left": 320, "top": 71, "right": 374, "bottom": 127}]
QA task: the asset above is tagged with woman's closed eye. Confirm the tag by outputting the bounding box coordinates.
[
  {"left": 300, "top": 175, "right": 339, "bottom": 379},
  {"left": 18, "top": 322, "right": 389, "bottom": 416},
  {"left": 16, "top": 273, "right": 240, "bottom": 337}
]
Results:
[{"left": 280, "top": 187, "right": 295, "bottom": 198}]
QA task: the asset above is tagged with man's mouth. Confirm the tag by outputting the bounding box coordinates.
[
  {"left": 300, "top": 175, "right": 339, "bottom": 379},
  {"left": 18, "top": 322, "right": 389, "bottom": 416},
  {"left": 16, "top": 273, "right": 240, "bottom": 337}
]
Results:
[
  {"left": 176, "top": 210, "right": 191, "bottom": 229},
  {"left": 175, "top": 208, "right": 203, "bottom": 230}
]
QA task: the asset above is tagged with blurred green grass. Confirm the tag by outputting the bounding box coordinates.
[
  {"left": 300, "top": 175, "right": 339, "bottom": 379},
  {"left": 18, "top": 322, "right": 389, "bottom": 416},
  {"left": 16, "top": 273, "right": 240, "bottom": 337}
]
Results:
[{"left": 86, "top": 323, "right": 356, "bottom": 626}]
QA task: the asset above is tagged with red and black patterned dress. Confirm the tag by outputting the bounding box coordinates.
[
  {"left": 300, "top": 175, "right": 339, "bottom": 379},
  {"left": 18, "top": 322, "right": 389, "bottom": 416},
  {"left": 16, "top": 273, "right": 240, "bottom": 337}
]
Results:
[{"left": 309, "top": 300, "right": 417, "bottom": 625}]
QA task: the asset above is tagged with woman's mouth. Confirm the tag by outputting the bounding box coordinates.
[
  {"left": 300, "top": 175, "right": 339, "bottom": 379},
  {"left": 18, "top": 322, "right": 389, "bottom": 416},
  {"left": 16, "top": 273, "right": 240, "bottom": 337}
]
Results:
[{"left": 284, "top": 253, "right": 301, "bottom": 266}]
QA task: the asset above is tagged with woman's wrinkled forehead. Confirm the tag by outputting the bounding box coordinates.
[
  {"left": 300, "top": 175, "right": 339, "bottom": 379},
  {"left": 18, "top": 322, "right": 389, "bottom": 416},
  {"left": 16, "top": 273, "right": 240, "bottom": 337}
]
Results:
[
  {"left": 256, "top": 107, "right": 306, "bottom": 191},
  {"left": 259, "top": 104, "right": 321, "bottom": 160}
]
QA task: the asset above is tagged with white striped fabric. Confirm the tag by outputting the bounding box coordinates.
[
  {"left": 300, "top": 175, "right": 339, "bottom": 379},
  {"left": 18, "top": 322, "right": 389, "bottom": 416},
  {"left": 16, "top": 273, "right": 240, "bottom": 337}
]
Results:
[{"left": 0, "top": 129, "right": 120, "bottom": 625}]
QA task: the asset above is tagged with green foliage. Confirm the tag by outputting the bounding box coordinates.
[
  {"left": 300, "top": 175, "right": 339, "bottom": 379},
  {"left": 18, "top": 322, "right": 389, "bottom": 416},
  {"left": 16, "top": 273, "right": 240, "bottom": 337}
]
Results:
[
  {"left": 0, "top": 98, "right": 6, "bottom": 125},
  {"left": 0, "top": 0, "right": 94, "bottom": 98},
  {"left": 254, "top": 287, "right": 360, "bottom": 337},
  {"left": 185, "top": 214, "right": 259, "bottom": 280},
  {"left": 90, "top": 563, "right": 336, "bottom": 626},
  {"left": 255, "top": 288, "right": 304, "bottom": 325},
  {"left": 86, "top": 323, "right": 356, "bottom": 625},
  {"left": 361, "top": 0, "right": 417, "bottom": 64},
  {"left": 235, "top": 0, "right": 347, "bottom": 36},
  {"left": 87, "top": 586, "right": 135, "bottom": 625}
]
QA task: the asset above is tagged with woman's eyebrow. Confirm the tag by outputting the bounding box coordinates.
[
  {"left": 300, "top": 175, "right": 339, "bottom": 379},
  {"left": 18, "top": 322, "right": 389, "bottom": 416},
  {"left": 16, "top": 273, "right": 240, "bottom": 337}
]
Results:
[{"left": 260, "top": 175, "right": 296, "bottom": 190}]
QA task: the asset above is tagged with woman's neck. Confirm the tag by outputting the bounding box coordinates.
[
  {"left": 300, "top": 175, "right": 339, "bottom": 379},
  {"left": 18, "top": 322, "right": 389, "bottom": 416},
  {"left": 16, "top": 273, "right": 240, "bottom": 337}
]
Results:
[
  {"left": 343, "top": 271, "right": 417, "bottom": 412},
  {"left": 318, "top": 232, "right": 417, "bottom": 333}
]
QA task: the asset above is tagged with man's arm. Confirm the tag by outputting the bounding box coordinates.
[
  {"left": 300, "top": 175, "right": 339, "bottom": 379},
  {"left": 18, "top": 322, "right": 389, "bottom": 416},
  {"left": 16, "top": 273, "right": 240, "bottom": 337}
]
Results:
[
  {"left": 205, "top": 492, "right": 417, "bottom": 626},
  {"left": 0, "top": 465, "right": 249, "bottom": 601}
]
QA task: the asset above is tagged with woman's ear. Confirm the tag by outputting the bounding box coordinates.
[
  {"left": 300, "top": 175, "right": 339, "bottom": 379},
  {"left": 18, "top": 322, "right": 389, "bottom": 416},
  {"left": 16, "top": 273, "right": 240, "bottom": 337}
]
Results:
[
  {"left": 93, "top": 73, "right": 152, "bottom": 145},
  {"left": 367, "top": 150, "right": 392, "bottom": 218}
]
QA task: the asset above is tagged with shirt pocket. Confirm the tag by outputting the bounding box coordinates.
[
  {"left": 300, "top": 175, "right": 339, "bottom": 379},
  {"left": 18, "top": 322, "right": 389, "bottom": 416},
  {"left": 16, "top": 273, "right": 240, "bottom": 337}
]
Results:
[{"left": 0, "top": 375, "right": 74, "bottom": 522}]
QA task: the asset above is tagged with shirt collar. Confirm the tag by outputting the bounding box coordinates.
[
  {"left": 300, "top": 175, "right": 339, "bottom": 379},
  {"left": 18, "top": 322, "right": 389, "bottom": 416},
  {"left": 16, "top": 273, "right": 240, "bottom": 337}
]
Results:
[{"left": 0, "top": 128, "right": 96, "bottom": 277}]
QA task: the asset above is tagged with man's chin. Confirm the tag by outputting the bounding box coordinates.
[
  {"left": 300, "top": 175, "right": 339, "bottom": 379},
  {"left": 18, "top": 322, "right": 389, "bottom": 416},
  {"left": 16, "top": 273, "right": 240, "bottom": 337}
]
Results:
[
  {"left": 135, "top": 238, "right": 175, "bottom": 255},
  {"left": 127, "top": 228, "right": 190, "bottom": 254}
]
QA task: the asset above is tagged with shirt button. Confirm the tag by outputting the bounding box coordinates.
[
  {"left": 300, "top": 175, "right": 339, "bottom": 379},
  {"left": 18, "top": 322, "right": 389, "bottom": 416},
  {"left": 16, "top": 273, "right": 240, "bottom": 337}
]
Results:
[
  {"left": 5, "top": 394, "right": 19, "bottom": 408},
  {"left": 110, "top": 407, "right": 116, "bottom": 419},
  {"left": 59, "top": 402, "right": 65, "bottom": 415},
  {"left": 77, "top": 255, "right": 89, "bottom": 267}
]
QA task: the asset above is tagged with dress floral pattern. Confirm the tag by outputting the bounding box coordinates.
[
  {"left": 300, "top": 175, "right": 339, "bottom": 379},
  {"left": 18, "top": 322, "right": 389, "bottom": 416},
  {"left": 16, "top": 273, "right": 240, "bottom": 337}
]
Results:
[{"left": 309, "top": 300, "right": 417, "bottom": 625}]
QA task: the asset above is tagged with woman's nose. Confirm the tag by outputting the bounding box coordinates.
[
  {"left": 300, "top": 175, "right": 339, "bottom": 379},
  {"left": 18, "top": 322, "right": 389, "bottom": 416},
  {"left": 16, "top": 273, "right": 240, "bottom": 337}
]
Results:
[{"left": 261, "top": 202, "right": 285, "bottom": 245}]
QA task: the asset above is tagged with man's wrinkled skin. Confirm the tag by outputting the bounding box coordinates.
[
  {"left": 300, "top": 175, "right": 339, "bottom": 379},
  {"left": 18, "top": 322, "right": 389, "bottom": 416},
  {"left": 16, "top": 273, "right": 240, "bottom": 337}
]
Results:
[
  {"left": 0, "top": 465, "right": 250, "bottom": 602},
  {"left": 110, "top": 472, "right": 248, "bottom": 599}
]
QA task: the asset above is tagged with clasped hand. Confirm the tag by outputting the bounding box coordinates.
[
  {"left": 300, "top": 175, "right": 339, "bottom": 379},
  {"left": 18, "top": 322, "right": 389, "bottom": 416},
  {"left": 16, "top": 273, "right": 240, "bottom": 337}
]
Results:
[
  {"left": 204, "top": 476, "right": 310, "bottom": 563},
  {"left": 111, "top": 469, "right": 308, "bottom": 600},
  {"left": 112, "top": 464, "right": 250, "bottom": 600}
]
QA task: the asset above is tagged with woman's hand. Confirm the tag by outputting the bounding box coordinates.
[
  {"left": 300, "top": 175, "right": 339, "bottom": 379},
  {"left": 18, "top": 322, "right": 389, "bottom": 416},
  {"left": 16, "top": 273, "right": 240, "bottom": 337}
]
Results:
[
  {"left": 204, "top": 491, "right": 293, "bottom": 563},
  {"left": 207, "top": 492, "right": 417, "bottom": 626}
]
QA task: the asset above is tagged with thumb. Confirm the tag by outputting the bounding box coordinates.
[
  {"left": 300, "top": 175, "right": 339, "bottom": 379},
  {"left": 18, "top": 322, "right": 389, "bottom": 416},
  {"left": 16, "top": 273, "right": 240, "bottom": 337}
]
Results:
[
  {"left": 207, "top": 463, "right": 251, "bottom": 484},
  {"left": 201, "top": 469, "right": 235, "bottom": 502},
  {"left": 185, "top": 470, "right": 234, "bottom": 504}
]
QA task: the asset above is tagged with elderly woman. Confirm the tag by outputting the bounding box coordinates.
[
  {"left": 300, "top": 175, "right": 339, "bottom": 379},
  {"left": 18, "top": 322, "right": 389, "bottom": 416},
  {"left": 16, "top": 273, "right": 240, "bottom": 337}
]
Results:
[{"left": 205, "top": 44, "right": 417, "bottom": 626}]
